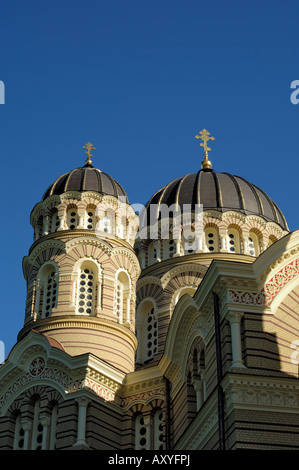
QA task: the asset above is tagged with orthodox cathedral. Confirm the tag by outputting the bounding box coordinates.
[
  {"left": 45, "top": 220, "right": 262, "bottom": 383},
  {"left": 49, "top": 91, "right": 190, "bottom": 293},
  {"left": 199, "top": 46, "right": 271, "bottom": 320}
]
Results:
[{"left": 1, "top": 129, "right": 299, "bottom": 451}]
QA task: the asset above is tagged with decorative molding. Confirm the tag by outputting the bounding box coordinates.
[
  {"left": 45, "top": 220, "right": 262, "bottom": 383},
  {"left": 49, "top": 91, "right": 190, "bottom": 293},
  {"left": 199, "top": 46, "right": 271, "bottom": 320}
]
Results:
[
  {"left": 262, "top": 257, "right": 299, "bottom": 305},
  {"left": 0, "top": 368, "right": 84, "bottom": 412},
  {"left": 23, "top": 239, "right": 65, "bottom": 272},
  {"left": 84, "top": 377, "right": 116, "bottom": 402},
  {"left": 160, "top": 263, "right": 207, "bottom": 289},
  {"left": 137, "top": 276, "right": 163, "bottom": 290},
  {"left": 223, "top": 375, "right": 299, "bottom": 413},
  {"left": 119, "top": 387, "right": 165, "bottom": 409},
  {"left": 227, "top": 290, "right": 267, "bottom": 306},
  {"left": 0, "top": 365, "right": 165, "bottom": 413},
  {"left": 224, "top": 257, "right": 299, "bottom": 308},
  {"left": 65, "top": 237, "right": 113, "bottom": 256},
  {"left": 111, "top": 247, "right": 141, "bottom": 277}
]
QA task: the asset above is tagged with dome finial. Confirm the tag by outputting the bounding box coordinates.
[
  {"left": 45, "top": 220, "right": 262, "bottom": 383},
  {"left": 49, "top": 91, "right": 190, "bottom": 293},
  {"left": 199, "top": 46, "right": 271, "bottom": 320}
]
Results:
[
  {"left": 83, "top": 142, "right": 96, "bottom": 167},
  {"left": 195, "top": 128, "right": 215, "bottom": 169}
]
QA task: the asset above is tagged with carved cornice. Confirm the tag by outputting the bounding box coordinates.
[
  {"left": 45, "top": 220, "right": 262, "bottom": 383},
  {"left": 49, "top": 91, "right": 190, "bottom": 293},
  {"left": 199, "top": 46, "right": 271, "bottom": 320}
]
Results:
[
  {"left": 0, "top": 361, "right": 166, "bottom": 414},
  {"left": 224, "top": 257, "right": 299, "bottom": 308},
  {"left": 18, "top": 316, "right": 137, "bottom": 347},
  {"left": 223, "top": 374, "right": 299, "bottom": 413},
  {"left": 261, "top": 256, "right": 299, "bottom": 304}
]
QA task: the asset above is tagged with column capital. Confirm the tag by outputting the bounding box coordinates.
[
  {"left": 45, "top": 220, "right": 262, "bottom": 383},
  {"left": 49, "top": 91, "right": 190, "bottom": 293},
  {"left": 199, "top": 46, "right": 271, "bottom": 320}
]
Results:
[
  {"left": 39, "top": 415, "right": 51, "bottom": 427},
  {"left": 21, "top": 418, "right": 32, "bottom": 431},
  {"left": 226, "top": 310, "right": 244, "bottom": 324},
  {"left": 75, "top": 396, "right": 90, "bottom": 407}
]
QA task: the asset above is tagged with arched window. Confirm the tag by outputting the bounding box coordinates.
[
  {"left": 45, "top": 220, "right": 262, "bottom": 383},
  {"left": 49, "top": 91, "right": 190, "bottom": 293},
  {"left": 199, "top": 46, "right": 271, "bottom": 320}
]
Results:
[
  {"left": 153, "top": 409, "right": 164, "bottom": 450},
  {"left": 35, "top": 215, "right": 44, "bottom": 240},
  {"left": 136, "top": 300, "right": 158, "bottom": 363},
  {"left": 98, "top": 209, "right": 115, "bottom": 235},
  {"left": 163, "top": 238, "right": 175, "bottom": 260},
  {"left": 182, "top": 229, "right": 198, "bottom": 255},
  {"left": 204, "top": 227, "right": 219, "bottom": 252},
  {"left": 67, "top": 208, "right": 78, "bottom": 230},
  {"left": 135, "top": 413, "right": 149, "bottom": 450},
  {"left": 13, "top": 399, "right": 59, "bottom": 450},
  {"left": 13, "top": 413, "right": 24, "bottom": 450},
  {"left": 48, "top": 402, "right": 59, "bottom": 450},
  {"left": 43, "top": 270, "right": 57, "bottom": 318},
  {"left": 116, "top": 214, "right": 127, "bottom": 240},
  {"left": 31, "top": 398, "right": 43, "bottom": 450},
  {"left": 146, "top": 306, "right": 158, "bottom": 360},
  {"left": 73, "top": 260, "right": 102, "bottom": 316},
  {"left": 135, "top": 410, "right": 163, "bottom": 450},
  {"left": 186, "top": 371, "right": 197, "bottom": 421},
  {"left": 227, "top": 228, "right": 240, "bottom": 254},
  {"left": 148, "top": 241, "right": 157, "bottom": 265},
  {"left": 77, "top": 266, "right": 95, "bottom": 315},
  {"left": 50, "top": 209, "right": 60, "bottom": 233},
  {"left": 86, "top": 209, "right": 95, "bottom": 230},
  {"left": 248, "top": 231, "right": 260, "bottom": 256},
  {"left": 114, "top": 270, "right": 131, "bottom": 325},
  {"left": 35, "top": 263, "right": 58, "bottom": 318}
]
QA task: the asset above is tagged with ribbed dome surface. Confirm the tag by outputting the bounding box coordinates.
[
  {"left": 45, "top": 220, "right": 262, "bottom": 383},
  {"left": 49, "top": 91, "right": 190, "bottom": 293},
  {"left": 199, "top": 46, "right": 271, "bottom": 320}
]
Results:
[
  {"left": 146, "top": 169, "right": 288, "bottom": 230},
  {"left": 42, "top": 166, "right": 128, "bottom": 202}
]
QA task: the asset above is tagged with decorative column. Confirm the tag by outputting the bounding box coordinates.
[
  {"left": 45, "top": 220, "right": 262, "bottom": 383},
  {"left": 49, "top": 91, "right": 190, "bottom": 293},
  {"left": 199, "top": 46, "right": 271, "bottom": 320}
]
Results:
[
  {"left": 77, "top": 210, "right": 85, "bottom": 230},
  {"left": 155, "top": 240, "right": 161, "bottom": 262},
  {"left": 139, "top": 251, "right": 146, "bottom": 269},
  {"left": 43, "top": 215, "right": 50, "bottom": 236},
  {"left": 135, "top": 319, "right": 142, "bottom": 364},
  {"left": 242, "top": 235, "right": 251, "bottom": 255},
  {"left": 192, "top": 378, "right": 203, "bottom": 411},
  {"left": 40, "top": 415, "right": 51, "bottom": 450},
  {"left": 21, "top": 419, "right": 32, "bottom": 450},
  {"left": 57, "top": 209, "right": 66, "bottom": 231},
  {"left": 173, "top": 238, "right": 181, "bottom": 256},
  {"left": 143, "top": 414, "right": 151, "bottom": 450},
  {"left": 124, "top": 292, "right": 131, "bottom": 326},
  {"left": 96, "top": 272, "right": 103, "bottom": 311},
  {"left": 34, "top": 280, "right": 42, "bottom": 319},
  {"left": 73, "top": 397, "right": 90, "bottom": 448},
  {"left": 71, "top": 273, "right": 78, "bottom": 307},
  {"left": 172, "top": 225, "right": 181, "bottom": 257},
  {"left": 227, "top": 311, "right": 246, "bottom": 369},
  {"left": 219, "top": 231, "right": 227, "bottom": 252}
]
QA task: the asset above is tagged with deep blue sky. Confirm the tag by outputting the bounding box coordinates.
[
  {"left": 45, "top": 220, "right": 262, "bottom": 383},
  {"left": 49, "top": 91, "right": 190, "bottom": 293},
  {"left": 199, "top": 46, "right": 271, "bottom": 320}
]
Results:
[{"left": 1, "top": 0, "right": 299, "bottom": 357}]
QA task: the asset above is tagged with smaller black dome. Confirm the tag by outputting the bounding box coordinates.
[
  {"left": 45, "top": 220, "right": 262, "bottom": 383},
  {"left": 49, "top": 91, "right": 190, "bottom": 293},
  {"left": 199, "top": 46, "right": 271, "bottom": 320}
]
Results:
[{"left": 42, "top": 166, "right": 128, "bottom": 202}]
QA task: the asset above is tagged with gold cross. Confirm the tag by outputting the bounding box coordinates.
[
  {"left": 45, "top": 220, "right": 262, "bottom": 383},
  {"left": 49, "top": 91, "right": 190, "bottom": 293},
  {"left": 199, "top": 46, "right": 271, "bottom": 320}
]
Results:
[
  {"left": 195, "top": 129, "right": 215, "bottom": 169},
  {"left": 83, "top": 142, "right": 96, "bottom": 166}
]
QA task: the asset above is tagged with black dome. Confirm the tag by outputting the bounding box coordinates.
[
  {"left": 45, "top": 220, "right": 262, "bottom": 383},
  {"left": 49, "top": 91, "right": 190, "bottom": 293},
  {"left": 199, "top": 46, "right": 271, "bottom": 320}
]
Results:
[
  {"left": 42, "top": 166, "right": 128, "bottom": 203},
  {"left": 145, "top": 169, "right": 288, "bottom": 231}
]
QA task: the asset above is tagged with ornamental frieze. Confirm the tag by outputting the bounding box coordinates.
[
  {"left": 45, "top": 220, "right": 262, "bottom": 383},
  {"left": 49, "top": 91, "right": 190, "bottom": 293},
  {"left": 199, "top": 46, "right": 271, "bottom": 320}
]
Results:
[
  {"left": 262, "top": 257, "right": 299, "bottom": 305},
  {"left": 227, "top": 290, "right": 267, "bottom": 306},
  {"left": 0, "top": 365, "right": 166, "bottom": 413},
  {"left": 225, "top": 257, "right": 299, "bottom": 307}
]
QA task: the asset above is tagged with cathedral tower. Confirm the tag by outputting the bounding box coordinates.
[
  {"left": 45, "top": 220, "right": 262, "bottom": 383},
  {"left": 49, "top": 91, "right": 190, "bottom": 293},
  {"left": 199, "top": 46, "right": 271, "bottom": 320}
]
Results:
[{"left": 18, "top": 143, "right": 140, "bottom": 374}]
